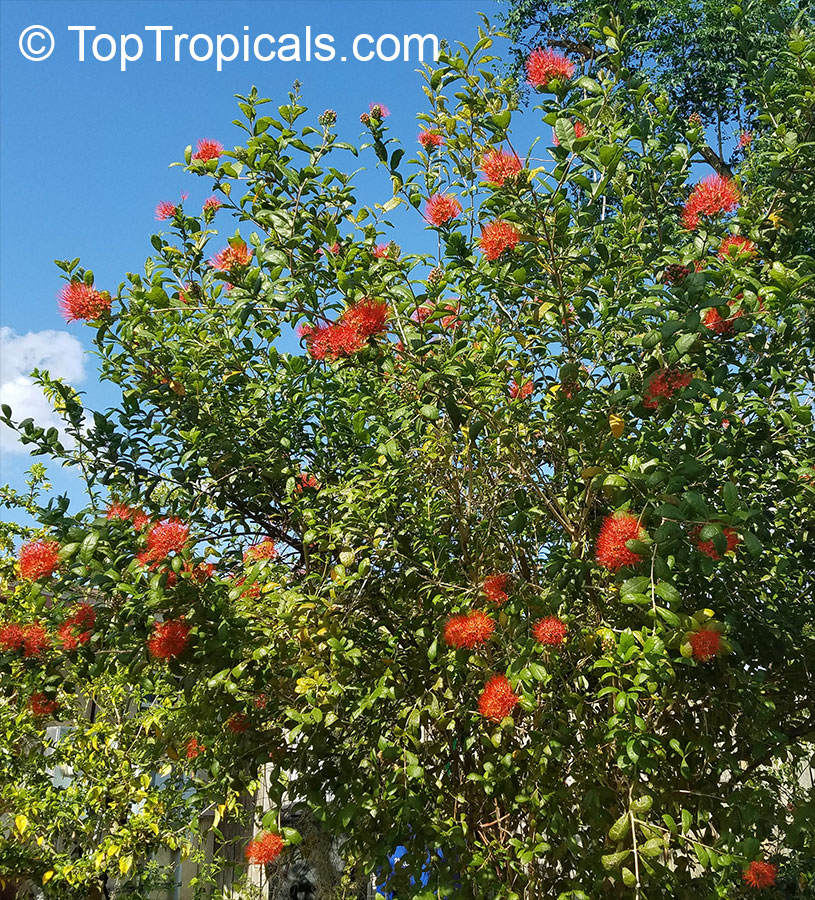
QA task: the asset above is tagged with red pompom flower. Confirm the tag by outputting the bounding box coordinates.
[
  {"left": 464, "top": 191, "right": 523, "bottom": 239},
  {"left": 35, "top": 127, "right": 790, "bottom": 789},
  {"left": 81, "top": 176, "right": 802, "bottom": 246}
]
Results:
[
  {"left": 742, "top": 861, "right": 777, "bottom": 889},
  {"left": 533, "top": 616, "right": 568, "bottom": 646},
  {"left": 643, "top": 368, "right": 693, "bottom": 408},
  {"left": 478, "top": 674, "right": 520, "bottom": 721},
  {"left": 693, "top": 525, "right": 741, "bottom": 560},
  {"left": 28, "top": 692, "right": 59, "bottom": 718},
  {"left": 147, "top": 618, "right": 190, "bottom": 660},
  {"left": 509, "top": 378, "right": 533, "bottom": 400},
  {"left": 19, "top": 540, "right": 60, "bottom": 581},
  {"left": 688, "top": 628, "right": 721, "bottom": 662},
  {"left": 425, "top": 194, "right": 462, "bottom": 226},
  {"left": 418, "top": 130, "right": 444, "bottom": 150},
  {"left": 185, "top": 737, "right": 206, "bottom": 759},
  {"left": 479, "top": 221, "right": 520, "bottom": 260},
  {"left": 443, "top": 610, "right": 495, "bottom": 649},
  {"left": 203, "top": 196, "right": 223, "bottom": 212},
  {"left": 480, "top": 149, "right": 522, "bottom": 186},
  {"left": 154, "top": 201, "right": 178, "bottom": 221},
  {"left": 245, "top": 831, "right": 285, "bottom": 865},
  {"left": 483, "top": 573, "right": 510, "bottom": 605},
  {"left": 58, "top": 282, "right": 111, "bottom": 322},
  {"left": 595, "top": 512, "right": 646, "bottom": 571},
  {"left": 718, "top": 234, "right": 756, "bottom": 260},
  {"left": 526, "top": 48, "right": 575, "bottom": 88},
  {"left": 552, "top": 120, "right": 587, "bottom": 146},
  {"left": 211, "top": 243, "right": 252, "bottom": 271},
  {"left": 193, "top": 139, "right": 223, "bottom": 161},
  {"left": 682, "top": 175, "right": 740, "bottom": 230},
  {"left": 57, "top": 603, "right": 96, "bottom": 651},
  {"left": 244, "top": 538, "right": 278, "bottom": 564}
]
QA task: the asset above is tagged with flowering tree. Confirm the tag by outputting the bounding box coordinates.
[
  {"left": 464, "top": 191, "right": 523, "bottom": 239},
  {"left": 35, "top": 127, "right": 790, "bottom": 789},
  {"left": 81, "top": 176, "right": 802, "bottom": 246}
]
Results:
[{"left": 2, "top": 14, "right": 815, "bottom": 900}]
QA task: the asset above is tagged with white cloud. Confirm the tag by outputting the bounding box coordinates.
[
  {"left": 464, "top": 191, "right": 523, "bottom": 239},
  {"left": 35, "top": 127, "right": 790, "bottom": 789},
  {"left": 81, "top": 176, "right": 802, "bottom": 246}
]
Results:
[{"left": 0, "top": 326, "right": 87, "bottom": 455}]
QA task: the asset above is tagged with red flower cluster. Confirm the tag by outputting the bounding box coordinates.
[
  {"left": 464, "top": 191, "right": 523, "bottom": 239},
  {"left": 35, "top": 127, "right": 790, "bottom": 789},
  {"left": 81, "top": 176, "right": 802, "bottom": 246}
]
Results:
[
  {"left": 703, "top": 304, "right": 743, "bottom": 335},
  {"left": 301, "top": 298, "right": 389, "bottom": 360},
  {"left": 57, "top": 603, "right": 96, "bottom": 651},
  {"left": 738, "top": 131, "right": 753, "bottom": 149},
  {"left": 373, "top": 243, "right": 390, "bottom": 258},
  {"left": 526, "top": 48, "right": 575, "bottom": 88},
  {"left": 58, "top": 282, "right": 112, "bottom": 322},
  {"left": 0, "top": 622, "right": 50, "bottom": 657},
  {"left": 139, "top": 519, "right": 189, "bottom": 567},
  {"left": 155, "top": 201, "right": 178, "bottom": 221},
  {"left": 742, "top": 861, "right": 777, "bottom": 889},
  {"left": 682, "top": 175, "right": 740, "bottom": 230},
  {"left": 185, "top": 737, "right": 205, "bottom": 759},
  {"left": 688, "top": 628, "right": 721, "bottom": 662},
  {"left": 479, "top": 220, "right": 520, "bottom": 260},
  {"left": 595, "top": 512, "right": 646, "bottom": 571},
  {"left": 211, "top": 242, "right": 252, "bottom": 271},
  {"left": 552, "top": 120, "right": 587, "bottom": 146},
  {"left": 718, "top": 234, "right": 756, "bottom": 260},
  {"left": 245, "top": 831, "right": 285, "bottom": 864},
  {"left": 193, "top": 138, "right": 223, "bottom": 161},
  {"left": 693, "top": 525, "right": 741, "bottom": 560},
  {"left": 418, "top": 130, "right": 444, "bottom": 150},
  {"left": 509, "top": 378, "right": 533, "bottom": 400},
  {"left": 226, "top": 712, "right": 250, "bottom": 733},
  {"left": 28, "top": 692, "right": 59, "bottom": 718},
  {"left": 369, "top": 102, "right": 390, "bottom": 118},
  {"left": 203, "top": 196, "right": 222, "bottom": 212},
  {"left": 106, "top": 502, "right": 148, "bottom": 530},
  {"left": 480, "top": 149, "right": 522, "bottom": 186},
  {"left": 425, "top": 193, "right": 462, "bottom": 226},
  {"left": 443, "top": 610, "right": 495, "bottom": 649},
  {"left": 643, "top": 368, "right": 692, "bottom": 408},
  {"left": 483, "top": 573, "right": 510, "bottom": 605},
  {"left": 296, "top": 473, "right": 320, "bottom": 492},
  {"left": 533, "top": 616, "right": 568, "bottom": 646},
  {"left": 147, "top": 618, "right": 190, "bottom": 660},
  {"left": 19, "top": 540, "right": 60, "bottom": 581},
  {"left": 478, "top": 674, "right": 519, "bottom": 721},
  {"left": 244, "top": 538, "right": 278, "bottom": 564}
]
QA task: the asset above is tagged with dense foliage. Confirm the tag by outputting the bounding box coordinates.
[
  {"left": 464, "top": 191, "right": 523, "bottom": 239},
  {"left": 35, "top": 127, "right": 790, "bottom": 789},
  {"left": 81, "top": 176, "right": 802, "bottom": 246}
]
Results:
[{"left": 2, "top": 12, "right": 814, "bottom": 900}]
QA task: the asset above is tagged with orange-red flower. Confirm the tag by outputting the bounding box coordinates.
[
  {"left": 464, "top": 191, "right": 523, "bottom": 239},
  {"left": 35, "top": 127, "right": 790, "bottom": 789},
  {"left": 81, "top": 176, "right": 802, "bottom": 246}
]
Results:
[
  {"left": 533, "top": 616, "right": 567, "bottom": 646},
  {"left": 28, "top": 692, "right": 59, "bottom": 718},
  {"left": 483, "top": 573, "right": 510, "bottom": 605},
  {"left": 595, "top": 513, "right": 646, "bottom": 571},
  {"left": 203, "top": 196, "right": 223, "bottom": 212},
  {"left": 688, "top": 628, "right": 721, "bottom": 662},
  {"left": 193, "top": 138, "right": 223, "bottom": 161},
  {"left": 302, "top": 299, "right": 389, "bottom": 361},
  {"left": 682, "top": 175, "right": 740, "bottom": 230},
  {"left": 418, "top": 130, "right": 444, "bottom": 150},
  {"left": 245, "top": 831, "right": 285, "bottom": 864},
  {"left": 480, "top": 149, "right": 522, "bottom": 186},
  {"left": 211, "top": 243, "right": 252, "bottom": 271},
  {"left": 57, "top": 603, "right": 96, "bottom": 651},
  {"left": 154, "top": 201, "right": 178, "bottom": 221},
  {"left": 0, "top": 623, "right": 49, "bottom": 657},
  {"left": 19, "top": 540, "right": 60, "bottom": 581},
  {"left": 141, "top": 519, "right": 189, "bottom": 566},
  {"left": 185, "top": 737, "right": 205, "bottom": 758},
  {"left": 643, "top": 368, "right": 693, "bottom": 408},
  {"left": 443, "top": 610, "right": 495, "bottom": 649},
  {"left": 718, "top": 234, "right": 756, "bottom": 260},
  {"left": 479, "top": 221, "right": 520, "bottom": 260},
  {"left": 106, "top": 502, "right": 148, "bottom": 530},
  {"left": 226, "top": 712, "right": 250, "bottom": 733},
  {"left": 693, "top": 526, "right": 741, "bottom": 560},
  {"left": 58, "top": 282, "right": 111, "bottom": 322},
  {"left": 526, "top": 48, "right": 575, "bottom": 88},
  {"left": 478, "top": 674, "right": 519, "bottom": 721},
  {"left": 509, "top": 378, "right": 533, "bottom": 400},
  {"left": 703, "top": 304, "right": 743, "bottom": 335},
  {"left": 425, "top": 194, "right": 462, "bottom": 226},
  {"left": 147, "top": 619, "right": 190, "bottom": 660},
  {"left": 244, "top": 538, "right": 278, "bottom": 564},
  {"left": 742, "top": 861, "right": 777, "bottom": 889}
]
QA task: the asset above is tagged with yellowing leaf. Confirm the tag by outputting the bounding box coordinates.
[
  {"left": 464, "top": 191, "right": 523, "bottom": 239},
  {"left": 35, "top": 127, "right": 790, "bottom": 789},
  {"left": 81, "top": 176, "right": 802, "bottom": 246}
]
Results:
[
  {"left": 15, "top": 814, "right": 28, "bottom": 835},
  {"left": 42, "top": 871, "right": 54, "bottom": 885},
  {"left": 119, "top": 855, "right": 133, "bottom": 876},
  {"left": 609, "top": 413, "right": 625, "bottom": 438}
]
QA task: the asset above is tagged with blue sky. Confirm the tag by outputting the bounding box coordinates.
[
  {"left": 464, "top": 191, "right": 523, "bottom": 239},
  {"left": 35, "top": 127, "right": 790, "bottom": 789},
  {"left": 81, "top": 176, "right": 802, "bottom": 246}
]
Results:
[{"left": 1, "top": 0, "right": 537, "bottom": 512}]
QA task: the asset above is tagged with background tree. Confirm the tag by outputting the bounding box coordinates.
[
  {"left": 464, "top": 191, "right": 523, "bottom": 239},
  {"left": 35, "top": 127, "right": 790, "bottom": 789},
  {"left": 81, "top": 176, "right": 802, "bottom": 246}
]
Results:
[{"left": 1, "top": 12, "right": 814, "bottom": 900}]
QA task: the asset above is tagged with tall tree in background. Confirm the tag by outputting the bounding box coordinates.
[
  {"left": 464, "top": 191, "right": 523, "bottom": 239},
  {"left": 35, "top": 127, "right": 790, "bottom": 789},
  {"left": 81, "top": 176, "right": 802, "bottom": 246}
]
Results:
[{"left": 1, "top": 11, "right": 815, "bottom": 900}]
